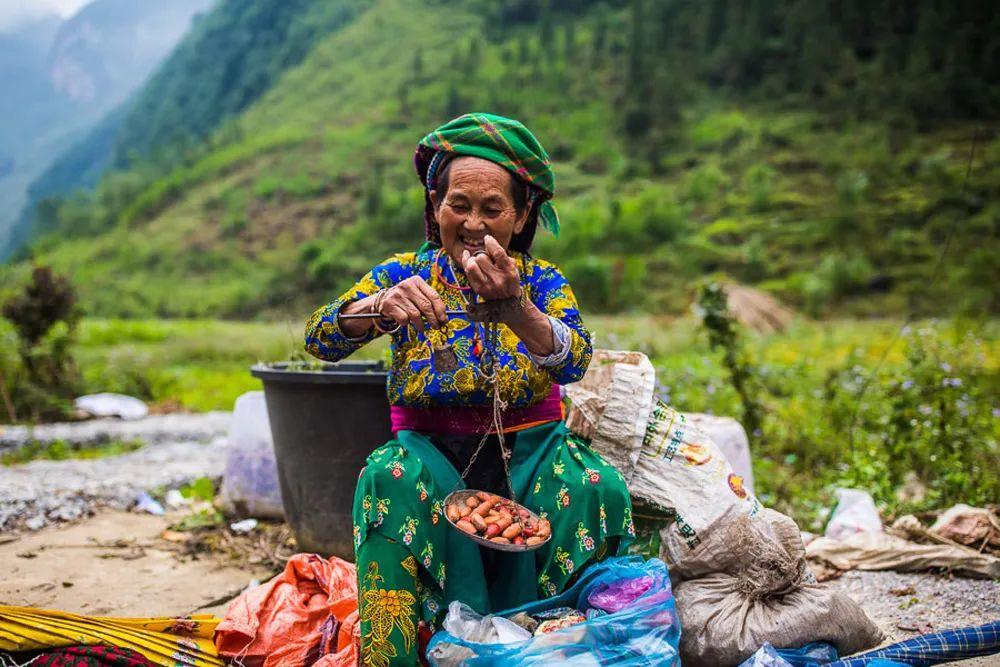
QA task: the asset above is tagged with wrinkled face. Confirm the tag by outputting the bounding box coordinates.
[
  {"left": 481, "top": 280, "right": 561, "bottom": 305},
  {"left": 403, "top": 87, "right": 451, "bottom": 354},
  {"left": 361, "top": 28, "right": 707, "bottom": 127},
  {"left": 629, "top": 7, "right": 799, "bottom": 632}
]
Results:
[{"left": 429, "top": 156, "right": 529, "bottom": 266}]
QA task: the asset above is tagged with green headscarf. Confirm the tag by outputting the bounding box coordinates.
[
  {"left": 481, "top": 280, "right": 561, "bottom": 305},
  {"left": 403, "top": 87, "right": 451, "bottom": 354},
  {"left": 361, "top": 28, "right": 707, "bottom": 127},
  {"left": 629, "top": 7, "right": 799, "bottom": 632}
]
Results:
[{"left": 414, "top": 113, "right": 560, "bottom": 247}]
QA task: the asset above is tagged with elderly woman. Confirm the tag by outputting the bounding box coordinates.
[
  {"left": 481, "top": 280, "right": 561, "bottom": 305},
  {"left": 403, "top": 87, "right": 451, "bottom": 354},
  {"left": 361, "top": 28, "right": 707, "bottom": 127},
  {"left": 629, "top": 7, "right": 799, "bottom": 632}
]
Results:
[{"left": 304, "top": 113, "right": 633, "bottom": 666}]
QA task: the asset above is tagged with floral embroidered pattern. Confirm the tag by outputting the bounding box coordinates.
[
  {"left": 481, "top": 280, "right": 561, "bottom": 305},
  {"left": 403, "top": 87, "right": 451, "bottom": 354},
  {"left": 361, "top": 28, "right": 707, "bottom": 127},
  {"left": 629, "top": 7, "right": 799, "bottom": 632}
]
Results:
[
  {"left": 557, "top": 485, "right": 570, "bottom": 509},
  {"left": 555, "top": 546, "right": 575, "bottom": 575},
  {"left": 421, "top": 542, "right": 434, "bottom": 569},
  {"left": 538, "top": 572, "right": 558, "bottom": 597},
  {"left": 623, "top": 506, "right": 636, "bottom": 537},
  {"left": 416, "top": 479, "right": 429, "bottom": 502},
  {"left": 360, "top": 562, "right": 417, "bottom": 667},
  {"left": 582, "top": 468, "right": 601, "bottom": 484},
  {"left": 576, "top": 522, "right": 595, "bottom": 552},
  {"left": 398, "top": 516, "right": 419, "bottom": 546},
  {"left": 430, "top": 499, "right": 442, "bottom": 525},
  {"left": 304, "top": 249, "right": 593, "bottom": 407}
]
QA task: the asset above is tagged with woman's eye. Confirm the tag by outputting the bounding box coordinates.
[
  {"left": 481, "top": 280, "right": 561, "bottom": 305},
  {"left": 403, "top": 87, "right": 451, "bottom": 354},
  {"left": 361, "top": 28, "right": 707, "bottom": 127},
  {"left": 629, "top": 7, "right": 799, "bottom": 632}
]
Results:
[
  {"left": 449, "top": 203, "right": 469, "bottom": 212},
  {"left": 485, "top": 208, "right": 503, "bottom": 216}
]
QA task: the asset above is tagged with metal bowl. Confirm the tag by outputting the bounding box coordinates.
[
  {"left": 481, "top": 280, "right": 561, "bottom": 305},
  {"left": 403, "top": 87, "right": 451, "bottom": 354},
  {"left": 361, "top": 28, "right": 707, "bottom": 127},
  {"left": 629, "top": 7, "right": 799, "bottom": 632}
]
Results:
[{"left": 444, "top": 489, "right": 551, "bottom": 552}]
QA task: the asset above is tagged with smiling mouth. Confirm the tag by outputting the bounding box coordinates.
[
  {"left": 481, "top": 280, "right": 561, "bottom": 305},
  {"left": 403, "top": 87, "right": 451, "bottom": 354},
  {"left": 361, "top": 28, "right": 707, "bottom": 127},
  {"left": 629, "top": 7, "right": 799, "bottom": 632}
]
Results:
[{"left": 458, "top": 234, "right": 486, "bottom": 252}]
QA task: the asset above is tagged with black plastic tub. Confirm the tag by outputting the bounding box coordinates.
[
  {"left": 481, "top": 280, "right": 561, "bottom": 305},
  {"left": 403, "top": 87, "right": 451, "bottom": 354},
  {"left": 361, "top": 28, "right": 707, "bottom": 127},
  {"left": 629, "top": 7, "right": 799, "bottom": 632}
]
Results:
[{"left": 251, "top": 361, "right": 391, "bottom": 559}]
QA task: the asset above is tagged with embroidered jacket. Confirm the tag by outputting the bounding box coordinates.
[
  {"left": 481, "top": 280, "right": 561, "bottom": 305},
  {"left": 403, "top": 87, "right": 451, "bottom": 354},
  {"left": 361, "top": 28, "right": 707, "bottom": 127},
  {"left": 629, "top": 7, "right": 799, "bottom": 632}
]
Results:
[{"left": 304, "top": 248, "right": 592, "bottom": 408}]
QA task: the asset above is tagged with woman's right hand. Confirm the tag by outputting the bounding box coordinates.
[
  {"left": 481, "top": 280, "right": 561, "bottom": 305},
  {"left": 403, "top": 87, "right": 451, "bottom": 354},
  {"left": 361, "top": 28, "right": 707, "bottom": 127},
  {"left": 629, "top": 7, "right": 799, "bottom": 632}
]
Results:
[{"left": 378, "top": 277, "right": 448, "bottom": 332}]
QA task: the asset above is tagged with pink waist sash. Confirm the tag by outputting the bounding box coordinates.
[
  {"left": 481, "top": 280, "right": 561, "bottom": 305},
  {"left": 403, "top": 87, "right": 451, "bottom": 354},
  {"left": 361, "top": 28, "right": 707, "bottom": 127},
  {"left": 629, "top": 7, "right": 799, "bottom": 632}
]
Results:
[{"left": 390, "top": 386, "right": 563, "bottom": 435}]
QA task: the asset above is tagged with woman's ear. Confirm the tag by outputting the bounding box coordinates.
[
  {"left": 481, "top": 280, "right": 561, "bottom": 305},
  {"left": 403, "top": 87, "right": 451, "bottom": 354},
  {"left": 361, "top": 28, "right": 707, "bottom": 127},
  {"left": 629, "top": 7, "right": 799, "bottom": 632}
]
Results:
[
  {"left": 428, "top": 189, "right": 440, "bottom": 210},
  {"left": 513, "top": 201, "right": 532, "bottom": 234}
]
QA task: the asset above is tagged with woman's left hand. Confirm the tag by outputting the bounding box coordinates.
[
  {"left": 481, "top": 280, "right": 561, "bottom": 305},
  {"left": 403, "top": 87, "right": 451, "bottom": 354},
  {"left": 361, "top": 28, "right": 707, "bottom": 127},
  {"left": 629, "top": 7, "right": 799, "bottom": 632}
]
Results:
[{"left": 462, "top": 235, "right": 522, "bottom": 301}]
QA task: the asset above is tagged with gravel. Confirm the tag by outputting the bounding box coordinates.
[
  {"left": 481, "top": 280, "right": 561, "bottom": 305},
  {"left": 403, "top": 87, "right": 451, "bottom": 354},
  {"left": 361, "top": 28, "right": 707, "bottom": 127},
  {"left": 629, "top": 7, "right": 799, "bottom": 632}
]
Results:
[
  {"left": 825, "top": 569, "right": 1000, "bottom": 664},
  {"left": 0, "top": 413, "right": 232, "bottom": 531}
]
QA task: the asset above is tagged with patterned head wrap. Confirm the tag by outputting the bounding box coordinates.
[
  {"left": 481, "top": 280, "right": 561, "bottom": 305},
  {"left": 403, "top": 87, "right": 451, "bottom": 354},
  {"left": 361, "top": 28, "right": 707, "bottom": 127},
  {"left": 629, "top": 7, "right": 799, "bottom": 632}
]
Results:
[{"left": 414, "top": 113, "right": 560, "bottom": 250}]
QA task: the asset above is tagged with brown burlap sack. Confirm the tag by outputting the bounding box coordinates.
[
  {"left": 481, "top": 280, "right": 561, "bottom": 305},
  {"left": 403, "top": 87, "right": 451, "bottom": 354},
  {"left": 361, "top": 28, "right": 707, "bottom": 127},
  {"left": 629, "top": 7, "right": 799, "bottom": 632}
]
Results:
[{"left": 672, "top": 508, "right": 884, "bottom": 666}]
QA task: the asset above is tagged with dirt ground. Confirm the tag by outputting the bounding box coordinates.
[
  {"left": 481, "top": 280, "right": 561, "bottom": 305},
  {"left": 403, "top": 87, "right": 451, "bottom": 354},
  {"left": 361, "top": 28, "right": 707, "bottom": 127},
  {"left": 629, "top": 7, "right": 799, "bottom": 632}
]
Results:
[
  {"left": 0, "top": 511, "right": 272, "bottom": 618},
  {"left": 2, "top": 510, "right": 998, "bottom": 665}
]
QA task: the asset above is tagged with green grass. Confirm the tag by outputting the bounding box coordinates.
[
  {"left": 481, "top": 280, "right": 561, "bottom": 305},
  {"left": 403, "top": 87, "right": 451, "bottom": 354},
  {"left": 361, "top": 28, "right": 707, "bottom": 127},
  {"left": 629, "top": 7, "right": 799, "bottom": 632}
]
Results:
[
  {"left": 68, "top": 315, "right": 1000, "bottom": 527},
  {"left": 2, "top": 438, "right": 145, "bottom": 465}
]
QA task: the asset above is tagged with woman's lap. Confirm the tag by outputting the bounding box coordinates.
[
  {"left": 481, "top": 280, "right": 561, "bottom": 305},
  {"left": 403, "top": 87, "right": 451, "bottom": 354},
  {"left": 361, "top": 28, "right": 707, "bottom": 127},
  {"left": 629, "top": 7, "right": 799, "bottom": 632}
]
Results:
[{"left": 352, "top": 421, "right": 634, "bottom": 664}]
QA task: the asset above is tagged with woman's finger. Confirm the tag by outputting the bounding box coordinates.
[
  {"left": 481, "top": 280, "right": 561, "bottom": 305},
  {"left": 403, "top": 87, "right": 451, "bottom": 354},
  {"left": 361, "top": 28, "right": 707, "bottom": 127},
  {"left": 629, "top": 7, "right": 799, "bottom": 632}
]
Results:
[
  {"left": 405, "top": 279, "right": 443, "bottom": 329},
  {"left": 463, "top": 254, "right": 490, "bottom": 294},
  {"left": 383, "top": 303, "right": 409, "bottom": 328},
  {"left": 484, "top": 235, "right": 509, "bottom": 266},
  {"left": 414, "top": 278, "right": 448, "bottom": 328},
  {"left": 474, "top": 253, "right": 503, "bottom": 297}
]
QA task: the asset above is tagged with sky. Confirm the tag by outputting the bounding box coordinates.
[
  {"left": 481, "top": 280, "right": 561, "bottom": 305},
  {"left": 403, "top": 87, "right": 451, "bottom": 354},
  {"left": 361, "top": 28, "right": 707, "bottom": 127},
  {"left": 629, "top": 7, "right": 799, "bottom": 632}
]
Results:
[{"left": 0, "top": 0, "right": 91, "bottom": 33}]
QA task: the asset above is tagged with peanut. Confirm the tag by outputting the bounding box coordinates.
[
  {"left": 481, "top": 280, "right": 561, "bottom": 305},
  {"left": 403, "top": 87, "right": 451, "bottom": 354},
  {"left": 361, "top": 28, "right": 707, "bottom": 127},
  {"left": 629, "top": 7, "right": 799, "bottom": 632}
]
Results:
[
  {"left": 456, "top": 519, "right": 476, "bottom": 535},
  {"left": 495, "top": 512, "right": 513, "bottom": 531},
  {"left": 470, "top": 513, "right": 487, "bottom": 533},
  {"left": 466, "top": 496, "right": 480, "bottom": 508},
  {"left": 473, "top": 500, "right": 494, "bottom": 517},
  {"left": 502, "top": 523, "right": 522, "bottom": 540},
  {"left": 459, "top": 505, "right": 472, "bottom": 518},
  {"left": 446, "top": 505, "right": 461, "bottom": 522}
]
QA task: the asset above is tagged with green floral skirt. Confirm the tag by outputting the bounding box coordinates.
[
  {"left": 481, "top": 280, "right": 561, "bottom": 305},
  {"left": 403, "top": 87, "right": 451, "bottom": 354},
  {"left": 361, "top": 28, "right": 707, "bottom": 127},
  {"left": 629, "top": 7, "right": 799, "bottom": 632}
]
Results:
[{"left": 352, "top": 420, "right": 634, "bottom": 667}]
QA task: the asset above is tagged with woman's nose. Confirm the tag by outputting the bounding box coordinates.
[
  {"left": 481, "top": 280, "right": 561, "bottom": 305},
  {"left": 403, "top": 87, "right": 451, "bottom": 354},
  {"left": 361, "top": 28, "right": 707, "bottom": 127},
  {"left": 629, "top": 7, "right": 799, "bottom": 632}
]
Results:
[{"left": 463, "top": 213, "right": 487, "bottom": 231}]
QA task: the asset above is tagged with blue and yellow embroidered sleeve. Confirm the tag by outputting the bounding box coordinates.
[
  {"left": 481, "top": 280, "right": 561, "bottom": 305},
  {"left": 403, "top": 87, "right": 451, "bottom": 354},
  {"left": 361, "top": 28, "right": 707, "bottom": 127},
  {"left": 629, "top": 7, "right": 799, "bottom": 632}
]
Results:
[
  {"left": 305, "top": 249, "right": 591, "bottom": 408},
  {"left": 526, "top": 259, "right": 593, "bottom": 385},
  {"left": 304, "top": 253, "right": 418, "bottom": 362}
]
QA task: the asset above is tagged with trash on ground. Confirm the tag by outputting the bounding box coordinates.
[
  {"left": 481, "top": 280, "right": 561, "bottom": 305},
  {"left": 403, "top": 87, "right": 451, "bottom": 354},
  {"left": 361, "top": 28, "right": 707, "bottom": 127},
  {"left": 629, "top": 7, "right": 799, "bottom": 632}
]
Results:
[
  {"left": 929, "top": 504, "right": 1000, "bottom": 552},
  {"left": 131, "top": 491, "right": 164, "bottom": 516},
  {"left": 806, "top": 530, "right": 1000, "bottom": 580},
  {"left": 671, "top": 506, "right": 883, "bottom": 667},
  {"left": 824, "top": 488, "right": 882, "bottom": 541},
  {"left": 218, "top": 391, "right": 284, "bottom": 519},
  {"left": 164, "top": 488, "right": 191, "bottom": 510},
  {"left": 427, "top": 556, "right": 681, "bottom": 666},
  {"left": 214, "top": 553, "right": 358, "bottom": 667},
  {"left": 73, "top": 393, "right": 149, "bottom": 421},
  {"left": 229, "top": 518, "right": 258, "bottom": 534}
]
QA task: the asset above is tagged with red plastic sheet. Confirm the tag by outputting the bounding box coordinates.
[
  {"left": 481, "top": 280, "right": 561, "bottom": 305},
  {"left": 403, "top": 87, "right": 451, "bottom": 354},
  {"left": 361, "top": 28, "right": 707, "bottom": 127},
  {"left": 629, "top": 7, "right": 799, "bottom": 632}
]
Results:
[{"left": 214, "top": 554, "right": 359, "bottom": 666}]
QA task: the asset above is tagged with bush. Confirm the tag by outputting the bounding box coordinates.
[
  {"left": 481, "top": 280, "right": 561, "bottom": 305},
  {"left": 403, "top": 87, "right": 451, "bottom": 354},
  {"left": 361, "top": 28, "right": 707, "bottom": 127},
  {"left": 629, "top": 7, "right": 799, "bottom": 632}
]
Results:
[
  {"left": 565, "top": 255, "right": 613, "bottom": 312},
  {"left": 825, "top": 326, "right": 1000, "bottom": 510},
  {"left": 1, "top": 266, "right": 81, "bottom": 422}
]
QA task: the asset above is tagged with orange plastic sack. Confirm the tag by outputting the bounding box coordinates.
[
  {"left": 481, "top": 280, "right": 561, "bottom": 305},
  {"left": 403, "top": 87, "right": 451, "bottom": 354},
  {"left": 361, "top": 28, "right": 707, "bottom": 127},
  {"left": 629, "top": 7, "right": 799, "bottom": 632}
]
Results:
[{"left": 214, "top": 553, "right": 360, "bottom": 666}]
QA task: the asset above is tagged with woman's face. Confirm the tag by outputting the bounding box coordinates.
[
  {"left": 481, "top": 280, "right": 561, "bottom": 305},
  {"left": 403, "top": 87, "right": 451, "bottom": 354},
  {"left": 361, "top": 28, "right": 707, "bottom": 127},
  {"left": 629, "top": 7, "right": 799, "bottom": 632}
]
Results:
[{"left": 429, "top": 156, "right": 529, "bottom": 266}]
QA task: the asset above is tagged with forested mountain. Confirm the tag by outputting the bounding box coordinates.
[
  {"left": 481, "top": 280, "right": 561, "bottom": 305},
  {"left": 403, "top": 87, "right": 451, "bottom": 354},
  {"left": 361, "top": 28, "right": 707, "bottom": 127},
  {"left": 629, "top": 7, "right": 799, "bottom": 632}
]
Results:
[
  {"left": 5, "top": 0, "right": 998, "bottom": 320},
  {"left": 0, "top": 0, "right": 212, "bottom": 259}
]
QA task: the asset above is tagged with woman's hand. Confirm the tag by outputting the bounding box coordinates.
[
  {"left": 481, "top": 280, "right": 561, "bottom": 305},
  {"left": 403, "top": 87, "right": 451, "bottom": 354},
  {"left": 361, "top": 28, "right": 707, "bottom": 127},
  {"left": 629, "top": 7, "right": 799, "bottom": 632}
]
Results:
[
  {"left": 462, "top": 235, "right": 522, "bottom": 301},
  {"left": 379, "top": 276, "right": 448, "bottom": 332}
]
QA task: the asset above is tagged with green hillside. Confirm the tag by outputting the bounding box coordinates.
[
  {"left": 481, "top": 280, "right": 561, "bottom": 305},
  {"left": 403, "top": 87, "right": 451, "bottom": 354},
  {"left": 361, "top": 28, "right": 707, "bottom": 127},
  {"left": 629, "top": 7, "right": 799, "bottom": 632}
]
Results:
[{"left": 5, "top": 0, "right": 998, "bottom": 320}]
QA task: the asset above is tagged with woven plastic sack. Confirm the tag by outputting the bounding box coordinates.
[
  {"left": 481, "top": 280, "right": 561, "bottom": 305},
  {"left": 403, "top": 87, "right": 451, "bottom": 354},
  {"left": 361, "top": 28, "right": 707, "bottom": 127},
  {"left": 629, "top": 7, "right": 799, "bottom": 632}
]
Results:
[
  {"left": 214, "top": 553, "right": 359, "bottom": 666},
  {"left": 638, "top": 400, "right": 762, "bottom": 566},
  {"left": 218, "top": 391, "right": 284, "bottom": 518},
  {"left": 426, "top": 556, "right": 681, "bottom": 666}
]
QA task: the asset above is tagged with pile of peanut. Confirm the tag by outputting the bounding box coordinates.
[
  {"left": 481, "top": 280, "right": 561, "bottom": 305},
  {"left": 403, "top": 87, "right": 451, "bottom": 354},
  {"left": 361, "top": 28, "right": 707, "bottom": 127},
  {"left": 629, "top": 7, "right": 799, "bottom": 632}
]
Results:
[{"left": 446, "top": 491, "right": 551, "bottom": 547}]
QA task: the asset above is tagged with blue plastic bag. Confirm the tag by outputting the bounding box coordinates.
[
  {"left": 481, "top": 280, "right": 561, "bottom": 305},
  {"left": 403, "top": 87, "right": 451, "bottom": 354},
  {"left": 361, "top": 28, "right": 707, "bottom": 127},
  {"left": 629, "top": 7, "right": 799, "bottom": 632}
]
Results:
[{"left": 427, "top": 556, "right": 681, "bottom": 666}]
